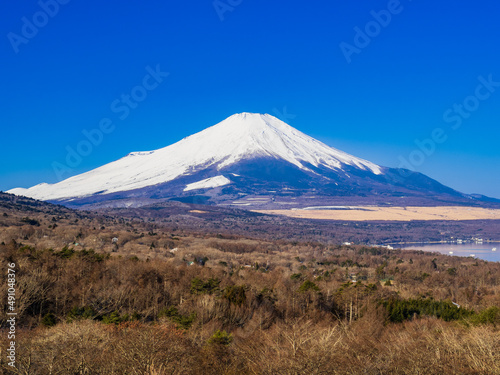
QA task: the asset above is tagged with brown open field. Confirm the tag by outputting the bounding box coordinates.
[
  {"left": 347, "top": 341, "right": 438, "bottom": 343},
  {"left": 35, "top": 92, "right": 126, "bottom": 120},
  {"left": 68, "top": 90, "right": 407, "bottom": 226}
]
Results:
[{"left": 254, "top": 206, "right": 500, "bottom": 221}]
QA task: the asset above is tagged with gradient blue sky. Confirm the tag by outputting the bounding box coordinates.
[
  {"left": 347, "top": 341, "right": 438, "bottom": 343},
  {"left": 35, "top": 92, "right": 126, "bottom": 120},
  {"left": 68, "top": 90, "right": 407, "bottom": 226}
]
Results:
[{"left": 1, "top": 0, "right": 500, "bottom": 198}]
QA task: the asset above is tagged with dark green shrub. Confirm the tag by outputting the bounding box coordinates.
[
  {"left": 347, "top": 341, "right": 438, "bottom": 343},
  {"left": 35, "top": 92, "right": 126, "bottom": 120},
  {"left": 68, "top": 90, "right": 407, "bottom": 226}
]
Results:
[
  {"left": 208, "top": 330, "right": 233, "bottom": 346},
  {"left": 102, "top": 311, "right": 127, "bottom": 325},
  {"left": 469, "top": 306, "right": 500, "bottom": 326},
  {"left": 158, "top": 307, "right": 195, "bottom": 329},
  {"left": 57, "top": 246, "right": 75, "bottom": 259},
  {"left": 298, "top": 280, "right": 320, "bottom": 292},
  {"left": 67, "top": 306, "right": 96, "bottom": 322},
  {"left": 21, "top": 217, "right": 40, "bottom": 226},
  {"left": 190, "top": 277, "right": 220, "bottom": 295},
  {"left": 41, "top": 313, "right": 56, "bottom": 327},
  {"left": 382, "top": 297, "right": 474, "bottom": 323}
]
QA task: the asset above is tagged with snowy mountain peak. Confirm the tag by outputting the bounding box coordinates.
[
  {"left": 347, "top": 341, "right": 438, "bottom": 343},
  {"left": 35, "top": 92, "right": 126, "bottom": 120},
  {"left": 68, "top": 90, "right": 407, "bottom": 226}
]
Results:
[
  {"left": 181, "top": 112, "right": 382, "bottom": 173},
  {"left": 215, "top": 113, "right": 306, "bottom": 143},
  {"left": 214, "top": 112, "right": 304, "bottom": 135},
  {"left": 8, "top": 113, "right": 383, "bottom": 201}
]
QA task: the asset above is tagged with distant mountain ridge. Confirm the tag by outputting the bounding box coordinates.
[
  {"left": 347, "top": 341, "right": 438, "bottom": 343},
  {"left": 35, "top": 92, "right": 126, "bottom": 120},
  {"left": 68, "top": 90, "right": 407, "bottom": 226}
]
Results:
[{"left": 8, "top": 113, "right": 499, "bottom": 209}]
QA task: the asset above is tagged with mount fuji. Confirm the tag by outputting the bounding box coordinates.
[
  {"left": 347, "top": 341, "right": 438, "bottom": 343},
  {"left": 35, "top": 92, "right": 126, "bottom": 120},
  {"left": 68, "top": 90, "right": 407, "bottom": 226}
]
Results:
[{"left": 7, "top": 113, "right": 490, "bottom": 208}]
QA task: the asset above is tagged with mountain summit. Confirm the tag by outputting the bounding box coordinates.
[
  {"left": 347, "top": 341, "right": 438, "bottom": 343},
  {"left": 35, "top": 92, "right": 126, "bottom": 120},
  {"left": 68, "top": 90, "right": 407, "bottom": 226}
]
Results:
[{"left": 8, "top": 113, "right": 486, "bottom": 208}]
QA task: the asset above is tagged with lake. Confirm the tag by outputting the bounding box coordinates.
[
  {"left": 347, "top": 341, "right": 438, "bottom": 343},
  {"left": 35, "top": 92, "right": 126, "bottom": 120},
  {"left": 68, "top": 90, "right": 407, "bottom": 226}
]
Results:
[{"left": 399, "top": 243, "right": 500, "bottom": 262}]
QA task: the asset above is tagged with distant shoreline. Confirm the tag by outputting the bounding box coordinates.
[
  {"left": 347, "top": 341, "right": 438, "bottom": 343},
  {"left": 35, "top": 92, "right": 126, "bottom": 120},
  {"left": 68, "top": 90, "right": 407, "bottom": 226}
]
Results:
[{"left": 390, "top": 240, "right": 500, "bottom": 246}]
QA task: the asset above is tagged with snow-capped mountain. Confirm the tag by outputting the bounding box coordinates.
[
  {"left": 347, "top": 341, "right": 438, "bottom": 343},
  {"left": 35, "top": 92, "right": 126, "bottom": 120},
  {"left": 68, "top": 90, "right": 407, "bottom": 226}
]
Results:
[{"left": 8, "top": 113, "right": 479, "bottom": 208}]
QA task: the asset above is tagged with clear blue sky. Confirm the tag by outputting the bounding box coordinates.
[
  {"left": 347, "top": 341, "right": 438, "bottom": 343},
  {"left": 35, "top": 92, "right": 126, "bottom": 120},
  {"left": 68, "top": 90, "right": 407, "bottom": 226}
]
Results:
[{"left": 1, "top": 0, "right": 500, "bottom": 198}]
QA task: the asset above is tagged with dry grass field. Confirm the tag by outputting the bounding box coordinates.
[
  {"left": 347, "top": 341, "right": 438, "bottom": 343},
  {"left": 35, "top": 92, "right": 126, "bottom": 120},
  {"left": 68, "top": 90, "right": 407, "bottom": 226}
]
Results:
[
  {"left": 254, "top": 206, "right": 500, "bottom": 221},
  {"left": 1, "top": 193, "right": 500, "bottom": 374}
]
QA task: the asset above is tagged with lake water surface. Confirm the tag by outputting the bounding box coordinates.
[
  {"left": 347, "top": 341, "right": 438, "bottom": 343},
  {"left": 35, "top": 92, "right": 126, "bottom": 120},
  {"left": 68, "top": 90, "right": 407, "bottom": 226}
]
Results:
[{"left": 399, "top": 243, "right": 500, "bottom": 262}]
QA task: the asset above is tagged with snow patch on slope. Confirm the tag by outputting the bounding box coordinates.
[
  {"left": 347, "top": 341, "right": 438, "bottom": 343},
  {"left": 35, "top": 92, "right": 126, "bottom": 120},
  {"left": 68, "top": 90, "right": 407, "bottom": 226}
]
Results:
[{"left": 184, "top": 176, "right": 231, "bottom": 192}]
